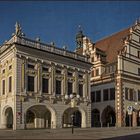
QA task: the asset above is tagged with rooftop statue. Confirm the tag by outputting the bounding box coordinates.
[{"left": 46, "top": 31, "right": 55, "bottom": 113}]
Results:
[{"left": 15, "top": 22, "right": 22, "bottom": 36}]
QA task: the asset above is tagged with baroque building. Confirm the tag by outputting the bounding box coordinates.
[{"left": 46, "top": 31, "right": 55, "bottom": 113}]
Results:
[
  {"left": 0, "top": 23, "right": 92, "bottom": 130},
  {"left": 76, "top": 20, "right": 140, "bottom": 128}
]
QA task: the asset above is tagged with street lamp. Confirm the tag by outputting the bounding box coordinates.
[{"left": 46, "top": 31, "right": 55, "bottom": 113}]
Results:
[
  {"left": 71, "top": 114, "right": 74, "bottom": 134},
  {"left": 64, "top": 93, "right": 80, "bottom": 134}
]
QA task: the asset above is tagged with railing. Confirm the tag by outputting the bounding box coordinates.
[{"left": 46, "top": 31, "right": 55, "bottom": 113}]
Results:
[{"left": 3, "top": 35, "right": 89, "bottom": 63}]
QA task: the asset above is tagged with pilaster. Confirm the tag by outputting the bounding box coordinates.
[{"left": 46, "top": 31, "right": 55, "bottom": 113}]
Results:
[
  {"left": 73, "top": 69, "right": 78, "bottom": 94},
  {"left": 62, "top": 66, "right": 67, "bottom": 95},
  {"left": 51, "top": 63, "right": 55, "bottom": 96}
]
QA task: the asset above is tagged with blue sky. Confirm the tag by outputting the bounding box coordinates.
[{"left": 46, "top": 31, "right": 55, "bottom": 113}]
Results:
[{"left": 0, "top": 1, "right": 140, "bottom": 51}]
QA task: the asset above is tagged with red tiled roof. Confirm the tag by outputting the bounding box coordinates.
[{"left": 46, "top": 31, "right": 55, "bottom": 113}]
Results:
[{"left": 94, "top": 28, "right": 130, "bottom": 63}]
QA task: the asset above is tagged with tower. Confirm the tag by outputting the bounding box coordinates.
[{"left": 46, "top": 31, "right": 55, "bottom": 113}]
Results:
[{"left": 76, "top": 25, "right": 85, "bottom": 48}]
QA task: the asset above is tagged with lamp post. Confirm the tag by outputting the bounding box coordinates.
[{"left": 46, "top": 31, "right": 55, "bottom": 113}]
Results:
[
  {"left": 71, "top": 114, "right": 74, "bottom": 134},
  {"left": 64, "top": 93, "right": 80, "bottom": 134}
]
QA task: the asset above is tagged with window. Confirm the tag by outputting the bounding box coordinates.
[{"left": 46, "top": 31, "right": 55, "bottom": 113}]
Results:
[
  {"left": 9, "top": 65, "right": 12, "bottom": 70},
  {"left": 78, "top": 74, "right": 83, "bottom": 79},
  {"left": 79, "top": 84, "right": 83, "bottom": 97},
  {"left": 68, "top": 82, "right": 72, "bottom": 95},
  {"left": 138, "top": 51, "right": 140, "bottom": 58},
  {"left": 56, "top": 69, "right": 61, "bottom": 74},
  {"left": 91, "top": 92, "right": 95, "bottom": 103},
  {"left": 42, "top": 78, "right": 49, "bottom": 93},
  {"left": 96, "top": 90, "right": 101, "bottom": 102},
  {"left": 2, "top": 80, "right": 5, "bottom": 95},
  {"left": 112, "top": 65, "right": 114, "bottom": 72},
  {"left": 138, "top": 90, "right": 140, "bottom": 101},
  {"left": 91, "top": 57, "right": 94, "bottom": 62},
  {"left": 9, "top": 76, "right": 12, "bottom": 92},
  {"left": 138, "top": 68, "right": 140, "bottom": 76},
  {"left": 27, "top": 76, "right": 34, "bottom": 92},
  {"left": 42, "top": 67, "right": 48, "bottom": 72},
  {"left": 110, "top": 88, "right": 115, "bottom": 100},
  {"left": 105, "top": 67, "right": 109, "bottom": 74},
  {"left": 68, "top": 72, "right": 73, "bottom": 76},
  {"left": 2, "top": 69, "right": 5, "bottom": 74},
  {"left": 56, "top": 80, "right": 61, "bottom": 95},
  {"left": 28, "top": 64, "right": 34, "bottom": 69},
  {"left": 96, "top": 69, "right": 99, "bottom": 76},
  {"left": 129, "top": 89, "right": 133, "bottom": 101},
  {"left": 125, "top": 87, "right": 129, "bottom": 100},
  {"left": 92, "top": 70, "right": 94, "bottom": 77},
  {"left": 103, "top": 89, "right": 109, "bottom": 101}
]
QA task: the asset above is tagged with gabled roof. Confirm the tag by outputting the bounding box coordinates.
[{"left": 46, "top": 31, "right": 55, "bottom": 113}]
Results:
[{"left": 94, "top": 28, "right": 130, "bottom": 63}]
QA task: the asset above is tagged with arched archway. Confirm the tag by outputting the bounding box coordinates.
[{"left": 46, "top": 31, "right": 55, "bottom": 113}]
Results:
[
  {"left": 73, "top": 110, "right": 81, "bottom": 127},
  {"left": 62, "top": 107, "right": 81, "bottom": 128},
  {"left": 26, "top": 110, "right": 36, "bottom": 128},
  {"left": 25, "top": 105, "right": 52, "bottom": 129},
  {"left": 62, "top": 107, "right": 86, "bottom": 128},
  {"left": 2, "top": 106, "right": 13, "bottom": 129},
  {"left": 101, "top": 106, "right": 116, "bottom": 127},
  {"left": 91, "top": 109, "right": 100, "bottom": 127}
]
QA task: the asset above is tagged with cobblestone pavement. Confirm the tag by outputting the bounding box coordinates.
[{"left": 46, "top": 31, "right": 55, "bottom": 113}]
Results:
[{"left": 0, "top": 127, "right": 140, "bottom": 139}]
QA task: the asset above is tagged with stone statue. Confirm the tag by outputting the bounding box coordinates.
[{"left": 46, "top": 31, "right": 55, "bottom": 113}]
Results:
[{"left": 15, "top": 22, "right": 22, "bottom": 36}]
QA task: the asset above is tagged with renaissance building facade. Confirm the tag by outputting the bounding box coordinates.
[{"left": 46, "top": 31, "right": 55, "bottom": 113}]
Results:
[
  {"left": 0, "top": 23, "right": 92, "bottom": 130},
  {"left": 76, "top": 20, "right": 140, "bottom": 128}
]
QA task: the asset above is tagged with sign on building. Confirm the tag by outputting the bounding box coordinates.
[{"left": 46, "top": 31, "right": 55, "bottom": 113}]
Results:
[{"left": 127, "top": 106, "right": 133, "bottom": 115}]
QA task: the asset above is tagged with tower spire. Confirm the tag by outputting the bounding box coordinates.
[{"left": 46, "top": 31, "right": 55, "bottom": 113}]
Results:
[{"left": 76, "top": 25, "right": 85, "bottom": 49}]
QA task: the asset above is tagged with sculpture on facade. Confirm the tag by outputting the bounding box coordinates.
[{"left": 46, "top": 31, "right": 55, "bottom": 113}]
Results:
[
  {"left": 13, "top": 22, "right": 25, "bottom": 37},
  {"left": 15, "top": 22, "right": 22, "bottom": 36}
]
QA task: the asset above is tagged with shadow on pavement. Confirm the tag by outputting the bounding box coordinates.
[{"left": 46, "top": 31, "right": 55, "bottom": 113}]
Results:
[{"left": 103, "top": 133, "right": 140, "bottom": 140}]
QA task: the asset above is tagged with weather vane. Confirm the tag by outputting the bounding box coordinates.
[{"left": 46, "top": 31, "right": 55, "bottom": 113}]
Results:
[{"left": 78, "top": 25, "right": 82, "bottom": 31}]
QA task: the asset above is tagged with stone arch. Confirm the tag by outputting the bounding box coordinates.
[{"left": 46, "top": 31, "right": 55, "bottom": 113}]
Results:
[
  {"left": 24, "top": 104, "right": 57, "bottom": 129},
  {"left": 1, "top": 106, "right": 13, "bottom": 129},
  {"left": 91, "top": 109, "right": 100, "bottom": 127},
  {"left": 101, "top": 105, "right": 116, "bottom": 127},
  {"left": 62, "top": 107, "right": 87, "bottom": 128},
  {"left": 78, "top": 107, "right": 87, "bottom": 128}
]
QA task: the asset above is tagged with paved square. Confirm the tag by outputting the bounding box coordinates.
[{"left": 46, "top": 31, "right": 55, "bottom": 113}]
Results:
[{"left": 0, "top": 127, "right": 140, "bottom": 139}]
